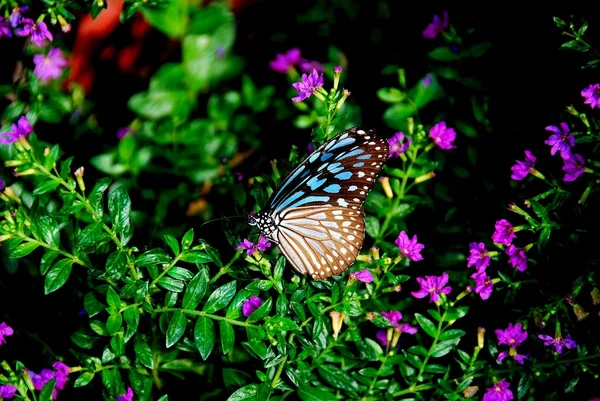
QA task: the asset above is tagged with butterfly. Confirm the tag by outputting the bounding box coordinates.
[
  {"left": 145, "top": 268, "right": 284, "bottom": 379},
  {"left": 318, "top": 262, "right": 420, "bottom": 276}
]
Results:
[{"left": 248, "top": 127, "right": 390, "bottom": 280}]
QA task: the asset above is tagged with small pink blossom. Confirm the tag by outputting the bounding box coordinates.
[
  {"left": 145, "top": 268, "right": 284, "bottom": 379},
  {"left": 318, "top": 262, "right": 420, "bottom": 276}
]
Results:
[
  {"left": 411, "top": 273, "right": 452, "bottom": 303},
  {"left": 395, "top": 231, "right": 424, "bottom": 261},
  {"left": 350, "top": 269, "right": 374, "bottom": 283}
]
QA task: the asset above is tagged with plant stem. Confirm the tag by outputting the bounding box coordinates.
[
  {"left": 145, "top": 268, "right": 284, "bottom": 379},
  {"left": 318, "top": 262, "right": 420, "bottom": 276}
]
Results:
[
  {"left": 415, "top": 306, "right": 448, "bottom": 382},
  {"left": 154, "top": 307, "right": 257, "bottom": 328},
  {"left": 209, "top": 251, "right": 242, "bottom": 284},
  {"left": 150, "top": 253, "right": 183, "bottom": 287}
]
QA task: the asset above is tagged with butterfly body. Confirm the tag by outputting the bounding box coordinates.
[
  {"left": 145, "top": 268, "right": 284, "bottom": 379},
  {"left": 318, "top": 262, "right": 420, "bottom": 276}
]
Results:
[{"left": 249, "top": 127, "right": 389, "bottom": 280}]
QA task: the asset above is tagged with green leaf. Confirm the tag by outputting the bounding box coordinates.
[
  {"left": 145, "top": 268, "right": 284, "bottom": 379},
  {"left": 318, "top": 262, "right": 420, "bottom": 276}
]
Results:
[
  {"left": 33, "top": 179, "right": 60, "bottom": 195},
  {"left": 134, "top": 336, "right": 154, "bottom": 369},
  {"left": 40, "top": 250, "right": 59, "bottom": 275},
  {"left": 246, "top": 297, "right": 273, "bottom": 323},
  {"left": 431, "top": 339, "right": 459, "bottom": 358},
  {"left": 264, "top": 316, "right": 298, "bottom": 333},
  {"left": 518, "top": 374, "right": 533, "bottom": 398},
  {"left": 318, "top": 364, "right": 359, "bottom": 391},
  {"left": 84, "top": 292, "right": 105, "bottom": 317},
  {"left": 38, "top": 215, "right": 60, "bottom": 248},
  {"left": 88, "top": 177, "right": 111, "bottom": 218},
  {"left": 44, "top": 259, "right": 73, "bottom": 294},
  {"left": 428, "top": 46, "right": 461, "bottom": 61},
  {"left": 136, "top": 249, "right": 172, "bottom": 267},
  {"left": 415, "top": 313, "right": 438, "bottom": 338},
  {"left": 128, "top": 89, "right": 190, "bottom": 121},
  {"left": 194, "top": 316, "right": 215, "bottom": 360},
  {"left": 141, "top": 0, "right": 187, "bottom": 38},
  {"left": 164, "top": 234, "right": 180, "bottom": 256},
  {"left": 553, "top": 16, "right": 567, "bottom": 29},
  {"left": 106, "top": 286, "right": 122, "bottom": 313},
  {"left": 226, "top": 384, "right": 260, "bottom": 401},
  {"left": 182, "top": 228, "right": 194, "bottom": 249},
  {"left": 124, "top": 307, "right": 140, "bottom": 333},
  {"left": 220, "top": 321, "right": 234, "bottom": 354},
  {"left": 77, "top": 222, "right": 110, "bottom": 252},
  {"left": 365, "top": 216, "right": 380, "bottom": 238},
  {"left": 439, "top": 329, "right": 466, "bottom": 341},
  {"left": 180, "top": 250, "right": 212, "bottom": 263},
  {"left": 376, "top": 87, "right": 405, "bottom": 103},
  {"left": 166, "top": 266, "right": 194, "bottom": 281},
  {"left": 110, "top": 332, "right": 125, "bottom": 356},
  {"left": 157, "top": 277, "right": 184, "bottom": 292},
  {"left": 9, "top": 241, "right": 39, "bottom": 258},
  {"left": 39, "top": 378, "right": 57, "bottom": 401},
  {"left": 108, "top": 187, "right": 131, "bottom": 233},
  {"left": 166, "top": 311, "right": 188, "bottom": 348},
  {"left": 203, "top": 281, "right": 237, "bottom": 313},
  {"left": 182, "top": 270, "right": 209, "bottom": 309},
  {"left": 106, "top": 251, "right": 128, "bottom": 278},
  {"left": 74, "top": 372, "right": 95, "bottom": 388},
  {"left": 71, "top": 330, "right": 98, "bottom": 350},
  {"left": 106, "top": 313, "right": 123, "bottom": 336},
  {"left": 538, "top": 226, "right": 551, "bottom": 249}
]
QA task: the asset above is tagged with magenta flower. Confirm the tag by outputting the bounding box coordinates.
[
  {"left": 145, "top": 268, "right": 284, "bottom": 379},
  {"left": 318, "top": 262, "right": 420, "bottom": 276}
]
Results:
[
  {"left": 505, "top": 245, "right": 527, "bottom": 272},
  {"left": 422, "top": 11, "right": 449, "bottom": 39},
  {"left": 269, "top": 48, "right": 302, "bottom": 73},
  {"left": 483, "top": 380, "right": 513, "bottom": 401},
  {"left": 0, "top": 177, "right": 4, "bottom": 190},
  {"left": 429, "top": 121, "right": 456, "bottom": 150},
  {"left": 510, "top": 150, "right": 536, "bottom": 181},
  {"left": 467, "top": 242, "right": 491, "bottom": 271},
  {"left": 29, "top": 361, "right": 69, "bottom": 399},
  {"left": 33, "top": 48, "right": 68, "bottom": 82},
  {"left": 388, "top": 131, "right": 411, "bottom": 157},
  {"left": 411, "top": 273, "right": 452, "bottom": 303},
  {"left": 496, "top": 323, "right": 527, "bottom": 348},
  {"left": 299, "top": 59, "right": 324, "bottom": 73},
  {"left": 0, "top": 115, "right": 33, "bottom": 145},
  {"left": 538, "top": 334, "right": 577, "bottom": 354},
  {"left": 242, "top": 296, "right": 262, "bottom": 317},
  {"left": 562, "top": 153, "right": 585, "bottom": 182},
  {"left": 471, "top": 271, "right": 494, "bottom": 300},
  {"left": 116, "top": 127, "right": 134, "bottom": 139},
  {"left": 236, "top": 236, "right": 272, "bottom": 256},
  {"left": 395, "top": 231, "right": 424, "bottom": 261},
  {"left": 399, "top": 323, "right": 418, "bottom": 334},
  {"left": 381, "top": 310, "right": 403, "bottom": 326},
  {"left": 334, "top": 66, "right": 343, "bottom": 73},
  {"left": 53, "top": 361, "right": 70, "bottom": 390},
  {"left": 0, "top": 322, "right": 14, "bottom": 345},
  {"left": 15, "top": 19, "right": 53, "bottom": 47},
  {"left": 291, "top": 69, "right": 324, "bottom": 102},
  {"left": 544, "top": 123, "right": 574, "bottom": 159},
  {"left": 421, "top": 75, "right": 433, "bottom": 87},
  {"left": 581, "top": 83, "right": 600, "bottom": 109},
  {"left": 350, "top": 269, "right": 374, "bottom": 283},
  {"left": 0, "top": 17, "right": 12, "bottom": 38},
  {"left": 0, "top": 384, "right": 17, "bottom": 399},
  {"left": 117, "top": 387, "right": 134, "bottom": 401},
  {"left": 491, "top": 219, "right": 516, "bottom": 246}
]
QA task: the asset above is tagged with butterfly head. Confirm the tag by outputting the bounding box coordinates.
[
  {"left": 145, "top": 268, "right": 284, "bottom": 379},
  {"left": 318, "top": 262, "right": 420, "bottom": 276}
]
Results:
[{"left": 248, "top": 211, "right": 276, "bottom": 238}]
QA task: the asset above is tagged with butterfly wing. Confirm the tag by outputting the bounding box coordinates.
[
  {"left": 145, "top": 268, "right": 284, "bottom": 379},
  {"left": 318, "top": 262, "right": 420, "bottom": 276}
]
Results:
[{"left": 264, "top": 127, "right": 389, "bottom": 279}]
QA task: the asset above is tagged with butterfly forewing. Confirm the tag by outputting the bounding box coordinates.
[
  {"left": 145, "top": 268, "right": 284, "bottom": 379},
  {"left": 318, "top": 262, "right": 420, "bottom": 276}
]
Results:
[{"left": 255, "top": 127, "right": 389, "bottom": 279}]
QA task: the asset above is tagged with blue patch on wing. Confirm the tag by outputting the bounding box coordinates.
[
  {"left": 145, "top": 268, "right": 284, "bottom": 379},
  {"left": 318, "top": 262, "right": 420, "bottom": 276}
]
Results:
[
  {"left": 309, "top": 152, "right": 320, "bottom": 163},
  {"left": 336, "top": 148, "right": 364, "bottom": 160},
  {"left": 334, "top": 171, "right": 352, "bottom": 180},
  {"left": 329, "top": 137, "right": 356, "bottom": 150},
  {"left": 307, "top": 176, "right": 327, "bottom": 190},
  {"left": 321, "top": 153, "right": 334, "bottom": 162},
  {"left": 323, "top": 184, "right": 341, "bottom": 193},
  {"left": 357, "top": 154, "right": 372, "bottom": 160},
  {"left": 275, "top": 190, "right": 305, "bottom": 211},
  {"left": 288, "top": 195, "right": 330, "bottom": 208},
  {"left": 353, "top": 162, "right": 364, "bottom": 167}
]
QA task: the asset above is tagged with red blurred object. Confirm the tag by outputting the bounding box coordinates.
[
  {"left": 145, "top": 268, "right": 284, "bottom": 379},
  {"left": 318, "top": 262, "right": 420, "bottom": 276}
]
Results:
[{"left": 66, "top": 0, "right": 262, "bottom": 94}]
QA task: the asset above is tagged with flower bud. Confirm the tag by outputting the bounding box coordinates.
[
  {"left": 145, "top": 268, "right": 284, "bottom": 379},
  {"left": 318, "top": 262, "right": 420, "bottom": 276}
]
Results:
[
  {"left": 463, "top": 386, "right": 479, "bottom": 398},
  {"left": 572, "top": 303, "right": 589, "bottom": 321},
  {"left": 74, "top": 167, "right": 85, "bottom": 192},
  {"left": 414, "top": 171, "right": 436, "bottom": 184},
  {"left": 591, "top": 287, "right": 600, "bottom": 305},
  {"left": 44, "top": 147, "right": 50, "bottom": 156},
  {"left": 370, "top": 246, "right": 380, "bottom": 260},
  {"left": 57, "top": 15, "right": 71, "bottom": 33},
  {"left": 356, "top": 254, "right": 372, "bottom": 263},
  {"left": 333, "top": 66, "right": 342, "bottom": 90},
  {"left": 379, "top": 176, "right": 393, "bottom": 198},
  {"left": 329, "top": 311, "right": 345, "bottom": 340},
  {"left": 335, "top": 89, "right": 351, "bottom": 110},
  {"left": 476, "top": 327, "right": 485, "bottom": 349}
]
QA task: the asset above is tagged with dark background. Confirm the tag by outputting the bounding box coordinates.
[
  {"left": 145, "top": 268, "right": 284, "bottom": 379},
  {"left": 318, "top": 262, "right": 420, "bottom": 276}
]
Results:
[{"left": 2, "top": 1, "right": 600, "bottom": 400}]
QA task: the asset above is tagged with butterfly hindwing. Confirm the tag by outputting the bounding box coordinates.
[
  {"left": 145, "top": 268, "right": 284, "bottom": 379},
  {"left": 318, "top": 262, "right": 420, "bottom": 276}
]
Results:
[{"left": 253, "top": 127, "right": 389, "bottom": 280}]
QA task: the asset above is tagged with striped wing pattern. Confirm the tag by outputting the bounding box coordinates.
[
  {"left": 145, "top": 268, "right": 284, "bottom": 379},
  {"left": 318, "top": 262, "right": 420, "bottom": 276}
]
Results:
[{"left": 254, "top": 127, "right": 389, "bottom": 280}]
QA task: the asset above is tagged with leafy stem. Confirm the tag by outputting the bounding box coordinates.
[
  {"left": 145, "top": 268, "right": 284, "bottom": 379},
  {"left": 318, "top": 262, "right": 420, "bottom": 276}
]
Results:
[
  {"left": 415, "top": 306, "right": 448, "bottom": 382},
  {"left": 209, "top": 250, "right": 242, "bottom": 285},
  {"left": 154, "top": 307, "right": 257, "bottom": 328}
]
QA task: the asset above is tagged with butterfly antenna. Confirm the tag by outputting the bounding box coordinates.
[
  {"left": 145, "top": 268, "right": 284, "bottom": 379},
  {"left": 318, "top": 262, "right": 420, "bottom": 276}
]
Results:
[{"left": 200, "top": 215, "right": 246, "bottom": 227}]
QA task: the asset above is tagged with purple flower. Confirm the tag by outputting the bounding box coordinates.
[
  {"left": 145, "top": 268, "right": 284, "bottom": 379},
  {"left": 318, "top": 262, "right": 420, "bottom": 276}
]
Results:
[
  {"left": 0, "top": 17, "right": 12, "bottom": 38},
  {"left": 422, "top": 75, "right": 433, "bottom": 87},
  {"left": 236, "top": 236, "right": 272, "bottom": 256},
  {"left": 0, "top": 384, "right": 17, "bottom": 399},
  {"left": 388, "top": 131, "right": 411, "bottom": 157},
  {"left": 395, "top": 231, "right": 424, "bottom": 261},
  {"left": 0, "top": 322, "right": 14, "bottom": 345},
  {"left": 269, "top": 48, "right": 302, "bottom": 73},
  {"left": 9, "top": 6, "right": 28, "bottom": 27},
  {"left": 33, "top": 48, "right": 68, "bottom": 82},
  {"left": 116, "top": 127, "right": 134, "bottom": 139},
  {"left": 505, "top": 245, "right": 527, "bottom": 272},
  {"left": 411, "top": 273, "right": 452, "bottom": 303},
  {"left": 334, "top": 66, "right": 343, "bottom": 73},
  {"left": 399, "top": 323, "right": 418, "bottom": 334},
  {"left": 376, "top": 330, "right": 389, "bottom": 346},
  {"left": 0, "top": 177, "right": 4, "bottom": 190},
  {"left": 471, "top": 271, "right": 494, "bottom": 300},
  {"left": 562, "top": 153, "right": 585, "bottom": 182},
  {"left": 483, "top": 380, "right": 513, "bottom": 401},
  {"left": 491, "top": 219, "right": 516, "bottom": 246},
  {"left": 15, "top": 19, "right": 53, "bottom": 47},
  {"left": 495, "top": 322, "right": 527, "bottom": 348},
  {"left": 299, "top": 59, "right": 324, "bottom": 73},
  {"left": 581, "top": 83, "right": 600, "bottom": 109},
  {"left": 422, "top": 11, "right": 449, "bottom": 39},
  {"left": 53, "top": 361, "right": 70, "bottom": 390},
  {"left": 0, "top": 115, "right": 33, "bottom": 145},
  {"left": 350, "top": 269, "right": 374, "bottom": 283},
  {"left": 291, "top": 69, "right": 324, "bottom": 102},
  {"left": 242, "top": 296, "right": 263, "bottom": 317},
  {"left": 497, "top": 350, "right": 528, "bottom": 365},
  {"left": 381, "top": 310, "right": 403, "bottom": 326},
  {"left": 30, "top": 369, "right": 58, "bottom": 399},
  {"left": 510, "top": 150, "right": 536, "bottom": 181},
  {"left": 544, "top": 123, "right": 574, "bottom": 159},
  {"left": 307, "top": 142, "right": 314, "bottom": 153},
  {"left": 467, "top": 242, "right": 491, "bottom": 271},
  {"left": 538, "top": 334, "right": 577, "bottom": 354},
  {"left": 429, "top": 121, "right": 456, "bottom": 150},
  {"left": 117, "top": 387, "right": 134, "bottom": 401}
]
